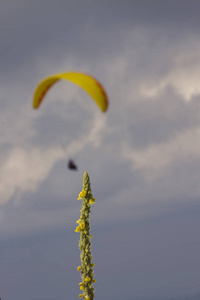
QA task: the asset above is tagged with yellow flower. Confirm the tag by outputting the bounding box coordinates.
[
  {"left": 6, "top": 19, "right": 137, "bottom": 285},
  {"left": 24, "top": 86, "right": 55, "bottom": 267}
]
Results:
[
  {"left": 74, "top": 226, "right": 81, "bottom": 232},
  {"left": 77, "top": 190, "right": 87, "bottom": 200},
  {"left": 85, "top": 295, "right": 90, "bottom": 300},
  {"left": 89, "top": 198, "right": 95, "bottom": 205},
  {"left": 92, "top": 279, "right": 96, "bottom": 283},
  {"left": 85, "top": 277, "right": 91, "bottom": 282},
  {"left": 78, "top": 282, "right": 85, "bottom": 290},
  {"left": 77, "top": 266, "right": 82, "bottom": 272},
  {"left": 76, "top": 219, "right": 81, "bottom": 224},
  {"left": 91, "top": 263, "right": 95, "bottom": 267},
  {"left": 80, "top": 222, "right": 85, "bottom": 230},
  {"left": 78, "top": 294, "right": 84, "bottom": 298}
]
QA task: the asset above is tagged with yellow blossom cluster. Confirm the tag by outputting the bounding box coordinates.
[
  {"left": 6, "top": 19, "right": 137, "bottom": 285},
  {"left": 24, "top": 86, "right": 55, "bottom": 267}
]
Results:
[
  {"left": 77, "top": 190, "right": 87, "bottom": 200},
  {"left": 75, "top": 172, "right": 96, "bottom": 300},
  {"left": 78, "top": 295, "right": 90, "bottom": 300},
  {"left": 77, "top": 190, "right": 96, "bottom": 205}
]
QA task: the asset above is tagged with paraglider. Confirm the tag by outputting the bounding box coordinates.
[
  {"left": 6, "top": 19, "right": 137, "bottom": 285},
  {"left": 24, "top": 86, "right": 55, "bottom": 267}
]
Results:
[
  {"left": 68, "top": 159, "right": 78, "bottom": 170},
  {"left": 32, "top": 72, "right": 108, "bottom": 112},
  {"left": 32, "top": 71, "right": 109, "bottom": 171}
]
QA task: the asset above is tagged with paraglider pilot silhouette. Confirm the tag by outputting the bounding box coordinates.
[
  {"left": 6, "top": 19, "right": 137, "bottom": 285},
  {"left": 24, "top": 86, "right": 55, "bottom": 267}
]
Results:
[{"left": 68, "top": 159, "right": 78, "bottom": 170}]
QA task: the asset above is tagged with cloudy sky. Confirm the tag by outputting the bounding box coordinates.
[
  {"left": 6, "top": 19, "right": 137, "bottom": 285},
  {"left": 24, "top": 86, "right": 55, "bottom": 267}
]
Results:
[{"left": 1, "top": 1, "right": 200, "bottom": 300}]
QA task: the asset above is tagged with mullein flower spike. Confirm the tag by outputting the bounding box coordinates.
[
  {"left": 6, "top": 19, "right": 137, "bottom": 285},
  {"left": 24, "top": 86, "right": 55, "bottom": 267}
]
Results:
[{"left": 75, "top": 172, "right": 96, "bottom": 300}]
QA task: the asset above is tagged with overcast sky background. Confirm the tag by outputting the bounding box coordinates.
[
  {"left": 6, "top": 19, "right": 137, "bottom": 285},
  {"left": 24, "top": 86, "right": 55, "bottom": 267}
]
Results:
[{"left": 1, "top": 1, "right": 200, "bottom": 300}]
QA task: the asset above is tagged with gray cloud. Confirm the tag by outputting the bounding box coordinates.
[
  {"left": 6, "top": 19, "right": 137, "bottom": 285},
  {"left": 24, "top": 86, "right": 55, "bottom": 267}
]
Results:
[
  {"left": 1, "top": 1, "right": 200, "bottom": 300},
  {"left": 2, "top": 0, "right": 200, "bottom": 75}
]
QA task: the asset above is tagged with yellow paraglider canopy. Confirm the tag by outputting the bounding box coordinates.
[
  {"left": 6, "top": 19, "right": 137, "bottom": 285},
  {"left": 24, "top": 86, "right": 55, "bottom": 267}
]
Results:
[{"left": 33, "top": 72, "right": 108, "bottom": 112}]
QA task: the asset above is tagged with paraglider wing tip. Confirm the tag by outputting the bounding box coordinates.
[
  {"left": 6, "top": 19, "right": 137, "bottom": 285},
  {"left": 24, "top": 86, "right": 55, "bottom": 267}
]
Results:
[
  {"left": 103, "top": 99, "right": 109, "bottom": 112},
  {"left": 32, "top": 102, "right": 39, "bottom": 109}
]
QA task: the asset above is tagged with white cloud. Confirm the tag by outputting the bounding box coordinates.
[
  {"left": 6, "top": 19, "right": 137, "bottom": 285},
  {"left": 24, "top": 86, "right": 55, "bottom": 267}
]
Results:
[
  {"left": 0, "top": 146, "right": 65, "bottom": 204},
  {"left": 88, "top": 113, "right": 108, "bottom": 147},
  {"left": 140, "top": 38, "right": 200, "bottom": 102},
  {"left": 0, "top": 107, "right": 107, "bottom": 204},
  {"left": 122, "top": 126, "right": 200, "bottom": 181}
]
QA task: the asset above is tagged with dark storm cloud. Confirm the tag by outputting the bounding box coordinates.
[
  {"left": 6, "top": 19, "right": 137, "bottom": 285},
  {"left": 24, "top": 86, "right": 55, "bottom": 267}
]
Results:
[{"left": 1, "top": 0, "right": 200, "bottom": 75}]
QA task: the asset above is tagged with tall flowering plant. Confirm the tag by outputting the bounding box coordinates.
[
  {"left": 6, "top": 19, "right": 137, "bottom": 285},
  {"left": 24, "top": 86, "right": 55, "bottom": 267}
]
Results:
[{"left": 75, "top": 172, "right": 96, "bottom": 300}]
